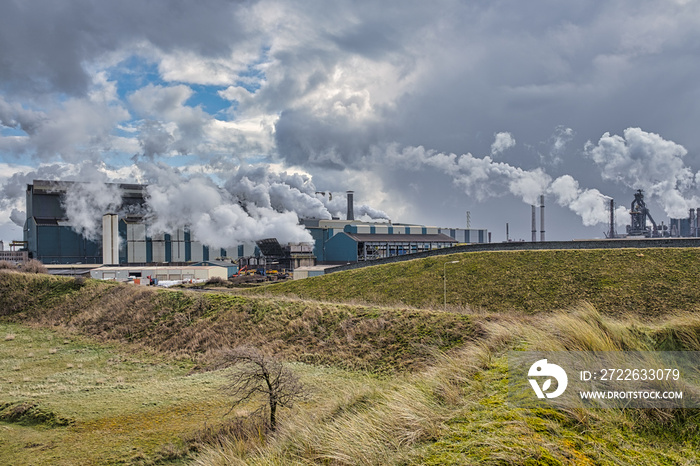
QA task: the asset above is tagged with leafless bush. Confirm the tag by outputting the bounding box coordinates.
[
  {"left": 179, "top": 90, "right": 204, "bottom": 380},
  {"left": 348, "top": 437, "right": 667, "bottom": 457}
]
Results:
[
  {"left": 221, "top": 345, "right": 308, "bottom": 431},
  {"left": 206, "top": 276, "right": 227, "bottom": 285},
  {"left": 18, "top": 259, "right": 48, "bottom": 274},
  {"left": 0, "top": 261, "right": 17, "bottom": 270}
]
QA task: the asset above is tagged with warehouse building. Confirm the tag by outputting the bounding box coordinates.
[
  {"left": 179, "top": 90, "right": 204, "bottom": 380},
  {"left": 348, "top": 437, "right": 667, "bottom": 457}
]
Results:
[
  {"left": 301, "top": 219, "right": 487, "bottom": 263},
  {"left": 89, "top": 265, "right": 228, "bottom": 283}
]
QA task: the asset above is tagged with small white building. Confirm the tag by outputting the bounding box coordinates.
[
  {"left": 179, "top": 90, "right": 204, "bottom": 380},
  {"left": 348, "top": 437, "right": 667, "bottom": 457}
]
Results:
[
  {"left": 292, "top": 265, "right": 336, "bottom": 280},
  {"left": 90, "top": 265, "right": 228, "bottom": 284}
]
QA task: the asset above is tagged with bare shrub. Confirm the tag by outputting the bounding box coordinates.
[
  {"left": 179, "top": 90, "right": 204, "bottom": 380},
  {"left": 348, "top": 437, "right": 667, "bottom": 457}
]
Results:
[
  {"left": 0, "top": 261, "right": 17, "bottom": 270},
  {"left": 18, "top": 260, "right": 48, "bottom": 274},
  {"left": 206, "top": 276, "right": 227, "bottom": 286},
  {"left": 73, "top": 276, "right": 86, "bottom": 287},
  {"left": 221, "top": 346, "right": 308, "bottom": 431}
]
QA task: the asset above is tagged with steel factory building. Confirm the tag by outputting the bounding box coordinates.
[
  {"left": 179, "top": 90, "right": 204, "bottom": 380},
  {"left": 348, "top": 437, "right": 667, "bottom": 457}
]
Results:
[
  {"left": 22, "top": 180, "right": 489, "bottom": 269},
  {"left": 23, "top": 180, "right": 253, "bottom": 265}
]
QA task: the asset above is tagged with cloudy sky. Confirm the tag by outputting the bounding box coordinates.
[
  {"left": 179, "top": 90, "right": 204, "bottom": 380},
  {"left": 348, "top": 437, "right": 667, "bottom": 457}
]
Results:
[{"left": 2, "top": 0, "right": 700, "bottom": 245}]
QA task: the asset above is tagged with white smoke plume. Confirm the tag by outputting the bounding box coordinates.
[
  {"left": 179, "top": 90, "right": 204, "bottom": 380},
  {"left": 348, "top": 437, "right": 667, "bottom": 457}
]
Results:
[
  {"left": 383, "top": 143, "right": 551, "bottom": 206},
  {"left": 379, "top": 133, "right": 633, "bottom": 228},
  {"left": 586, "top": 127, "right": 699, "bottom": 219},
  {"left": 143, "top": 170, "right": 313, "bottom": 248},
  {"left": 224, "top": 164, "right": 390, "bottom": 221},
  {"left": 542, "top": 126, "right": 574, "bottom": 165},
  {"left": 224, "top": 165, "right": 331, "bottom": 220},
  {"left": 320, "top": 193, "right": 390, "bottom": 221},
  {"left": 491, "top": 132, "right": 516, "bottom": 156},
  {"left": 62, "top": 182, "right": 123, "bottom": 241},
  {"left": 10, "top": 208, "right": 24, "bottom": 227},
  {"left": 549, "top": 175, "right": 617, "bottom": 226}
]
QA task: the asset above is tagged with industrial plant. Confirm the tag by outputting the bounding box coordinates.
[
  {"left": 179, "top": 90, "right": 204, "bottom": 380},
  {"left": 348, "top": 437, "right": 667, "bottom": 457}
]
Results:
[
  {"left": 17, "top": 180, "right": 488, "bottom": 280},
  {"left": 14, "top": 178, "right": 700, "bottom": 283},
  {"left": 607, "top": 189, "right": 700, "bottom": 239}
]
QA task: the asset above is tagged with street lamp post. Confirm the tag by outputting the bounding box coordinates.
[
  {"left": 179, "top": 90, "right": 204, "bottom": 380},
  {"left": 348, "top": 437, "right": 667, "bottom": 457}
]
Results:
[{"left": 443, "top": 260, "right": 460, "bottom": 312}]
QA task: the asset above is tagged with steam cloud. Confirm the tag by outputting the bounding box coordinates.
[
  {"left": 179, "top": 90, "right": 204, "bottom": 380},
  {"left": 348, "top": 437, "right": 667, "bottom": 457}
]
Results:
[
  {"left": 382, "top": 143, "right": 551, "bottom": 206},
  {"left": 62, "top": 182, "right": 123, "bottom": 241},
  {"left": 378, "top": 128, "right": 700, "bottom": 229},
  {"left": 9, "top": 209, "right": 24, "bottom": 227},
  {"left": 491, "top": 132, "right": 516, "bottom": 156},
  {"left": 585, "top": 127, "right": 700, "bottom": 219},
  {"left": 145, "top": 174, "right": 313, "bottom": 248},
  {"left": 6, "top": 127, "right": 699, "bottom": 244}
]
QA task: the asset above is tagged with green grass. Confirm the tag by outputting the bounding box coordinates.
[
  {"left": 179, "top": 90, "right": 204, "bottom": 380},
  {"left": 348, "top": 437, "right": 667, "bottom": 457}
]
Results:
[
  {"left": 4, "top": 246, "right": 700, "bottom": 464},
  {"left": 0, "top": 322, "right": 394, "bottom": 465},
  {"left": 0, "top": 322, "right": 230, "bottom": 465},
  {"left": 245, "top": 248, "right": 700, "bottom": 315},
  {"left": 192, "top": 304, "right": 700, "bottom": 465},
  {"left": 0, "top": 271, "right": 475, "bottom": 373}
]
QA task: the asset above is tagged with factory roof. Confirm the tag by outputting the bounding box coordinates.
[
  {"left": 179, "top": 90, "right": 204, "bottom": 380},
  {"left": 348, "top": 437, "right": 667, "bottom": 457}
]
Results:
[
  {"left": 343, "top": 233, "right": 457, "bottom": 243},
  {"left": 192, "top": 260, "right": 238, "bottom": 268}
]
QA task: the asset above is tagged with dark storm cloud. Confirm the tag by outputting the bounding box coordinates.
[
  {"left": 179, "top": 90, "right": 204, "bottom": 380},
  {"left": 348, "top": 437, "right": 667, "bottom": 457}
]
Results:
[
  {"left": 0, "top": 0, "right": 256, "bottom": 96},
  {"left": 274, "top": 107, "right": 395, "bottom": 168},
  {"left": 2, "top": 0, "right": 700, "bottom": 241}
]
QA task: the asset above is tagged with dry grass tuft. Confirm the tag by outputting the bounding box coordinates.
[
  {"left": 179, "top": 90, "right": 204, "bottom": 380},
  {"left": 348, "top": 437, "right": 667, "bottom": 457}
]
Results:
[{"left": 4, "top": 333, "right": 16, "bottom": 341}]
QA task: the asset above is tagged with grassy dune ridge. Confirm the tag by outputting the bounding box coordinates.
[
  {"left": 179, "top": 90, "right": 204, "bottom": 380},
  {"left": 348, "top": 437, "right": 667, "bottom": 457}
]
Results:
[
  {"left": 245, "top": 248, "right": 700, "bottom": 315},
  {"left": 2, "top": 247, "right": 700, "bottom": 464},
  {"left": 0, "top": 270, "right": 474, "bottom": 373}
]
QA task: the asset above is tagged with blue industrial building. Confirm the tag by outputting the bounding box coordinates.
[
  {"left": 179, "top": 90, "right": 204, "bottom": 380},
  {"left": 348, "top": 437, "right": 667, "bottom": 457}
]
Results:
[
  {"left": 24, "top": 181, "right": 103, "bottom": 264},
  {"left": 24, "top": 180, "right": 253, "bottom": 265},
  {"left": 24, "top": 180, "right": 490, "bottom": 268},
  {"left": 301, "top": 219, "right": 488, "bottom": 263}
]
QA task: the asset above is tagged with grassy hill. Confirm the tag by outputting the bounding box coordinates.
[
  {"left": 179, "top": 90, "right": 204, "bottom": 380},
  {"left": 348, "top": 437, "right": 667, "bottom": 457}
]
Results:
[
  {"left": 245, "top": 248, "right": 700, "bottom": 315},
  {"left": 2, "top": 247, "right": 700, "bottom": 464}
]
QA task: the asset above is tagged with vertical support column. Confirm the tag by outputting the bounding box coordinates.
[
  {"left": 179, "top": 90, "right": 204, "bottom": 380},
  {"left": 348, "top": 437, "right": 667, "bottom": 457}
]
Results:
[
  {"left": 690, "top": 209, "right": 696, "bottom": 238},
  {"left": 102, "top": 214, "right": 119, "bottom": 265}
]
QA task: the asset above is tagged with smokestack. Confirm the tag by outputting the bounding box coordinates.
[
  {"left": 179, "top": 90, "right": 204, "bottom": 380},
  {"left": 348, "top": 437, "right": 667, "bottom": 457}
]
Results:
[
  {"left": 506, "top": 222, "right": 509, "bottom": 241},
  {"left": 346, "top": 190, "right": 354, "bottom": 221},
  {"left": 609, "top": 198, "right": 616, "bottom": 239},
  {"left": 696, "top": 207, "right": 700, "bottom": 237},
  {"left": 531, "top": 205, "right": 537, "bottom": 242},
  {"left": 540, "top": 194, "right": 545, "bottom": 242}
]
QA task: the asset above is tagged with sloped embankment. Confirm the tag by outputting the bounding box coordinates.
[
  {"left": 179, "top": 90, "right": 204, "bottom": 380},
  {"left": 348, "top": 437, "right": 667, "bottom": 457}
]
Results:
[
  {"left": 0, "top": 271, "right": 474, "bottom": 373},
  {"left": 245, "top": 247, "right": 700, "bottom": 315}
]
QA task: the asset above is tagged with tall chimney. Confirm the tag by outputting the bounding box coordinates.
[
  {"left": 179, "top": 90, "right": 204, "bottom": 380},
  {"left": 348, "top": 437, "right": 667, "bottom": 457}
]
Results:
[
  {"left": 531, "top": 205, "right": 537, "bottom": 242},
  {"left": 540, "top": 194, "right": 545, "bottom": 242},
  {"left": 608, "top": 198, "right": 616, "bottom": 239},
  {"left": 346, "top": 190, "right": 354, "bottom": 221}
]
